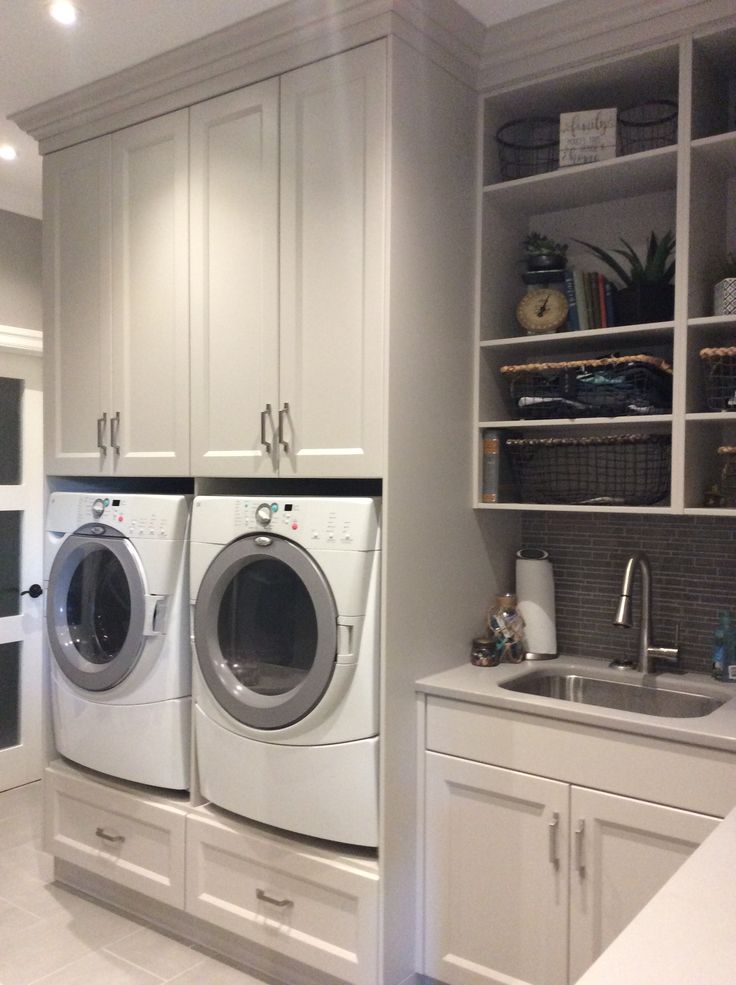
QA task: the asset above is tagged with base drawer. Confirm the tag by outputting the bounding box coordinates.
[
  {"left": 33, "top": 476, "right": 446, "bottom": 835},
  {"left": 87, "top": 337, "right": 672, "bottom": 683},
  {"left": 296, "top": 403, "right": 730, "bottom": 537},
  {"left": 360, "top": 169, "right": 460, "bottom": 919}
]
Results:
[
  {"left": 186, "top": 806, "right": 379, "bottom": 985},
  {"left": 44, "top": 761, "right": 187, "bottom": 907}
]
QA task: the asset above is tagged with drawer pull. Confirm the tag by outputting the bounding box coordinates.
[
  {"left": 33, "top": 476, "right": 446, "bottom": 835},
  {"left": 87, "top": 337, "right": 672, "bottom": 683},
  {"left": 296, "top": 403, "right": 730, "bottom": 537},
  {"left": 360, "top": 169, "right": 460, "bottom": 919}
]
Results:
[
  {"left": 256, "top": 888, "right": 293, "bottom": 908},
  {"left": 95, "top": 826, "right": 125, "bottom": 845}
]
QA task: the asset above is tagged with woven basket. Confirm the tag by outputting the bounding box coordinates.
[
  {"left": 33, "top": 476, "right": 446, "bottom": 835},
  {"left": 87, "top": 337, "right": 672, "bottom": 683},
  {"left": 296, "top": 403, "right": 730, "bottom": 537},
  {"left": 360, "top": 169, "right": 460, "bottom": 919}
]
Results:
[
  {"left": 618, "top": 100, "right": 678, "bottom": 155},
  {"left": 495, "top": 117, "right": 559, "bottom": 180},
  {"left": 700, "top": 348, "right": 736, "bottom": 411},
  {"left": 500, "top": 355, "right": 672, "bottom": 419},
  {"left": 507, "top": 433, "right": 671, "bottom": 505}
]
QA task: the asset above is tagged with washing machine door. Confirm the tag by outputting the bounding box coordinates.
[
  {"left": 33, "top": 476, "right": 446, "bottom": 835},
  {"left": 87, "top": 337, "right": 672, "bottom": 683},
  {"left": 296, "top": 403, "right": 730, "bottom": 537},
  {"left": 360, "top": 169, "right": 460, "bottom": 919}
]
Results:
[
  {"left": 46, "top": 524, "right": 147, "bottom": 691},
  {"left": 194, "top": 533, "right": 338, "bottom": 730}
]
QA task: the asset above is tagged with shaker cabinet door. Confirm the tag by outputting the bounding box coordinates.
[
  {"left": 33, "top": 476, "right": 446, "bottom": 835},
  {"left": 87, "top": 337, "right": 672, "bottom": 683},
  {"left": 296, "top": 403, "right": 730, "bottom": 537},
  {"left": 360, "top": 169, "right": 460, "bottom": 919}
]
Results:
[{"left": 190, "top": 79, "right": 280, "bottom": 477}]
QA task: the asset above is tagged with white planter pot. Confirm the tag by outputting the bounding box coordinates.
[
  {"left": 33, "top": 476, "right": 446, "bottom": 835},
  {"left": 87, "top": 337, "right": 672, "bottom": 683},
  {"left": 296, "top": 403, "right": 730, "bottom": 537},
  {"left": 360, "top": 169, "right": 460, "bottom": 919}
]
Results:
[{"left": 714, "top": 277, "right": 736, "bottom": 315}]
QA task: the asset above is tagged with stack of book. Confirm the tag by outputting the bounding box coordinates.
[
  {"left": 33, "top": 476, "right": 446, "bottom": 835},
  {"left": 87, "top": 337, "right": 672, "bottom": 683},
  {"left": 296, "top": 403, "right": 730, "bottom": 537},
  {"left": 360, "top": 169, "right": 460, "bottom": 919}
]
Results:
[{"left": 563, "top": 269, "right": 616, "bottom": 330}]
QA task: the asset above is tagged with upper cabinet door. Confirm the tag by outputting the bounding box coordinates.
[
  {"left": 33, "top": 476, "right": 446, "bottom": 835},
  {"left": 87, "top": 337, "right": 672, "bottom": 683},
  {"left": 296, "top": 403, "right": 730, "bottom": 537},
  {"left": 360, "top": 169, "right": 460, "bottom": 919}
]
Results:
[
  {"left": 111, "top": 110, "right": 190, "bottom": 476},
  {"left": 190, "top": 80, "right": 280, "bottom": 477},
  {"left": 43, "top": 136, "right": 112, "bottom": 475},
  {"left": 279, "top": 41, "right": 386, "bottom": 478}
]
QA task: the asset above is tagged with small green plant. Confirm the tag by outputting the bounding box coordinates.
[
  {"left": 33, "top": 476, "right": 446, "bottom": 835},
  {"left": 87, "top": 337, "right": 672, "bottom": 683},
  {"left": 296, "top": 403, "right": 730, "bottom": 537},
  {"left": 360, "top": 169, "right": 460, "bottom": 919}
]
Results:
[
  {"left": 574, "top": 230, "right": 675, "bottom": 288},
  {"left": 522, "top": 231, "right": 568, "bottom": 258}
]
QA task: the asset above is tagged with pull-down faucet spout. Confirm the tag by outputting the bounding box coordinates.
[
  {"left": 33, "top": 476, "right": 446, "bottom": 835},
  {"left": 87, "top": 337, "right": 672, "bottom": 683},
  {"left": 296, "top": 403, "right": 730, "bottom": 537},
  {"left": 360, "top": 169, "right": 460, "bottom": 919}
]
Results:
[{"left": 612, "top": 551, "right": 679, "bottom": 674}]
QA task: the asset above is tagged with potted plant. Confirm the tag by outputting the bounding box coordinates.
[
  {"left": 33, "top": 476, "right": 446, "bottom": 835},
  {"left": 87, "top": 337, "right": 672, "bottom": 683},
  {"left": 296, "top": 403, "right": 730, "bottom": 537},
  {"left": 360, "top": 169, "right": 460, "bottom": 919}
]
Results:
[
  {"left": 575, "top": 230, "right": 675, "bottom": 325},
  {"left": 522, "top": 231, "right": 568, "bottom": 272},
  {"left": 714, "top": 251, "right": 736, "bottom": 316}
]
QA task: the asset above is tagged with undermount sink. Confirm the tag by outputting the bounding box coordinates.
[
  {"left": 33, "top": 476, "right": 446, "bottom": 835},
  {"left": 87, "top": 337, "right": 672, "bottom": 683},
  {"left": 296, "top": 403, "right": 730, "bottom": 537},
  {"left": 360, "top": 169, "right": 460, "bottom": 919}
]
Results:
[{"left": 499, "top": 670, "right": 727, "bottom": 719}]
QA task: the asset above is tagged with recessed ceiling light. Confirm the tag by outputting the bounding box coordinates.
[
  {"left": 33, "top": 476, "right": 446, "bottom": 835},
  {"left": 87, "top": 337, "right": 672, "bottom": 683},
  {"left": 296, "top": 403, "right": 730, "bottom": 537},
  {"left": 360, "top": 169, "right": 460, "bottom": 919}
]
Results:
[
  {"left": 49, "top": 0, "right": 78, "bottom": 25},
  {"left": 0, "top": 144, "right": 18, "bottom": 161}
]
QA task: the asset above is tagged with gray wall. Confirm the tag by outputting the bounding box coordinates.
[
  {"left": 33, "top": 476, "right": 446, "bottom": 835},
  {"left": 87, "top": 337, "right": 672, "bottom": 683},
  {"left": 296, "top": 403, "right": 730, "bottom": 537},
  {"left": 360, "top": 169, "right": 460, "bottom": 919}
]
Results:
[
  {"left": 522, "top": 512, "right": 736, "bottom": 674},
  {"left": 0, "top": 209, "right": 42, "bottom": 331}
]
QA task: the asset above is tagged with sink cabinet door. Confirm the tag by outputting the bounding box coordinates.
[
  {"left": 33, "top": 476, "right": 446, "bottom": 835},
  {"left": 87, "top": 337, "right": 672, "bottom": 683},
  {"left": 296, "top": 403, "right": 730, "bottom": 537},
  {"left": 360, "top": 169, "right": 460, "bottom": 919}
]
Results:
[
  {"left": 568, "top": 786, "right": 718, "bottom": 983},
  {"left": 424, "top": 751, "right": 569, "bottom": 985}
]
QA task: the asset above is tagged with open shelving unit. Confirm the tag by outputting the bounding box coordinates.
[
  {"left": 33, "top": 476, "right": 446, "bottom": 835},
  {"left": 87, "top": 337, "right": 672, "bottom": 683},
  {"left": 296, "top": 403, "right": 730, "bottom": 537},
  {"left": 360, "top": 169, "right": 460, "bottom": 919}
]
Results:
[{"left": 475, "top": 23, "right": 736, "bottom": 515}]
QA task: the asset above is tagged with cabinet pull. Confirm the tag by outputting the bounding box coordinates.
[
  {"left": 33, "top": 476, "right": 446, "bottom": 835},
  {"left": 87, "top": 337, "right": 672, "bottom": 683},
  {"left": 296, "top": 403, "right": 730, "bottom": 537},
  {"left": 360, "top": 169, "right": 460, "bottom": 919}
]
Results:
[
  {"left": 260, "top": 403, "right": 272, "bottom": 453},
  {"left": 95, "top": 826, "right": 125, "bottom": 845},
  {"left": 110, "top": 411, "right": 121, "bottom": 454},
  {"left": 278, "top": 402, "right": 290, "bottom": 453},
  {"left": 256, "top": 888, "right": 293, "bottom": 908},
  {"left": 96, "top": 412, "right": 108, "bottom": 454},
  {"left": 548, "top": 811, "right": 560, "bottom": 866},
  {"left": 574, "top": 819, "right": 586, "bottom": 873}
]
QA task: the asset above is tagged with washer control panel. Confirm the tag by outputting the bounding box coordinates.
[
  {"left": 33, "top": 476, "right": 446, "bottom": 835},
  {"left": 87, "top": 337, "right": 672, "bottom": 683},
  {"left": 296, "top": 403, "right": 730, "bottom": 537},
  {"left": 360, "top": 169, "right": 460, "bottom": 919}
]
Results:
[{"left": 45, "top": 493, "right": 190, "bottom": 542}]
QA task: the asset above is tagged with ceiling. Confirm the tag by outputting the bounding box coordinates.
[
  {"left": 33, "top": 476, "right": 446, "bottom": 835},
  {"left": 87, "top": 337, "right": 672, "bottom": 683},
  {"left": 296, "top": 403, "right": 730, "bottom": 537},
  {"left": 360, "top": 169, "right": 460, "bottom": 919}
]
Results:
[{"left": 0, "top": 0, "right": 564, "bottom": 219}]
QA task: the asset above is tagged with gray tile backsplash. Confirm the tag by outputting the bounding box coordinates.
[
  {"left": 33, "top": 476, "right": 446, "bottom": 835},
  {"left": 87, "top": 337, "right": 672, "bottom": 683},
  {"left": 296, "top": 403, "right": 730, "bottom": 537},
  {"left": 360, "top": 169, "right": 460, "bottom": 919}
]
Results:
[{"left": 521, "top": 513, "right": 736, "bottom": 674}]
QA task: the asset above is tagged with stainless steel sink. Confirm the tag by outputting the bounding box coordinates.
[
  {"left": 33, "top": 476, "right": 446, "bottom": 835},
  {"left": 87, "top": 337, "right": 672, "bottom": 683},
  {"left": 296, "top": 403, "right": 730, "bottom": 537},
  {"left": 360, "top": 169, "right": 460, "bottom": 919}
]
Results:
[{"left": 499, "top": 671, "right": 726, "bottom": 718}]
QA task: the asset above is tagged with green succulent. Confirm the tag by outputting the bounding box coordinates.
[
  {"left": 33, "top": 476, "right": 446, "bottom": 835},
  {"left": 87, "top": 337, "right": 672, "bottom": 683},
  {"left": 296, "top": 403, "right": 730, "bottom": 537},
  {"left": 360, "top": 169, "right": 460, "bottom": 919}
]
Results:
[
  {"left": 522, "top": 231, "right": 568, "bottom": 257},
  {"left": 574, "top": 230, "right": 675, "bottom": 288}
]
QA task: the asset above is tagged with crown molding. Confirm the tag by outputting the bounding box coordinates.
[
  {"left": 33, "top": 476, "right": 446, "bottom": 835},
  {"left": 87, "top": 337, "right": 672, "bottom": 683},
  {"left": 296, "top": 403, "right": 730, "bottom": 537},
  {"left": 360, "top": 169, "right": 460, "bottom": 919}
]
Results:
[
  {"left": 478, "top": 0, "right": 736, "bottom": 93},
  {"left": 11, "top": 0, "right": 483, "bottom": 156},
  {"left": 0, "top": 325, "right": 43, "bottom": 357}
]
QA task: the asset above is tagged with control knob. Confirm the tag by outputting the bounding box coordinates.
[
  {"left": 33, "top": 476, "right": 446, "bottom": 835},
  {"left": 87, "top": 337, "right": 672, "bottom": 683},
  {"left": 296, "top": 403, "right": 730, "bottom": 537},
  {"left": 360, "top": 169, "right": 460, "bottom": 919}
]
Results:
[
  {"left": 256, "top": 502, "right": 272, "bottom": 527},
  {"left": 91, "top": 498, "right": 105, "bottom": 518}
]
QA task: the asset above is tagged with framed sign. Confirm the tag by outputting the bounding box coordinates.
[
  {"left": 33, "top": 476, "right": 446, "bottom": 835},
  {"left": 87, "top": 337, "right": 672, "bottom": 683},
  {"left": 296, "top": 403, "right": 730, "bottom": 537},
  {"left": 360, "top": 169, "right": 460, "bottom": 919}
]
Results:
[{"left": 559, "top": 108, "right": 617, "bottom": 167}]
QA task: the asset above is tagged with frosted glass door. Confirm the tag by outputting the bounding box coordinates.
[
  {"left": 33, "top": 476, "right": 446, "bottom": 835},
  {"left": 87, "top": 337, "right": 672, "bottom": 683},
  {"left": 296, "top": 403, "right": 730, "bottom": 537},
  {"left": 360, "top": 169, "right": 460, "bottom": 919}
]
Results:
[{"left": 0, "top": 361, "right": 43, "bottom": 791}]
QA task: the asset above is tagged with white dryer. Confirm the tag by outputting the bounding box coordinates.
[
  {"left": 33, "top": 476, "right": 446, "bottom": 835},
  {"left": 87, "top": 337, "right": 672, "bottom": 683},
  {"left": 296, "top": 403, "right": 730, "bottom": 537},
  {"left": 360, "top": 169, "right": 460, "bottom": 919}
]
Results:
[
  {"left": 191, "top": 496, "right": 381, "bottom": 847},
  {"left": 45, "top": 493, "right": 191, "bottom": 790}
]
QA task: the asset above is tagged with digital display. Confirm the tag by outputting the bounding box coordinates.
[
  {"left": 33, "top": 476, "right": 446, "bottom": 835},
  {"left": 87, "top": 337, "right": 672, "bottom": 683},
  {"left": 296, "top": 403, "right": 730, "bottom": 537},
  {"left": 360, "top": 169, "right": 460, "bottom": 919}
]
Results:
[
  {"left": 284, "top": 504, "right": 293, "bottom": 512},
  {"left": 112, "top": 499, "right": 120, "bottom": 506}
]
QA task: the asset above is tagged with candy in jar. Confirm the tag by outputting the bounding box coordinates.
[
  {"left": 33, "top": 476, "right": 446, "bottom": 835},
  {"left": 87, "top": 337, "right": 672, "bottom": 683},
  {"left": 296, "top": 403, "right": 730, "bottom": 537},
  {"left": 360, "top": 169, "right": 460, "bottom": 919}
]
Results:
[{"left": 488, "top": 593, "right": 525, "bottom": 663}]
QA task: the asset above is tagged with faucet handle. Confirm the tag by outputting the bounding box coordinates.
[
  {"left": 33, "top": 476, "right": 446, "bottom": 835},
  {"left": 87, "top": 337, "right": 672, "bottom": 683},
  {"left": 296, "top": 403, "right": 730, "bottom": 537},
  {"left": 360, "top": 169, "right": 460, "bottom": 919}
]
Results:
[{"left": 648, "top": 623, "right": 681, "bottom": 672}]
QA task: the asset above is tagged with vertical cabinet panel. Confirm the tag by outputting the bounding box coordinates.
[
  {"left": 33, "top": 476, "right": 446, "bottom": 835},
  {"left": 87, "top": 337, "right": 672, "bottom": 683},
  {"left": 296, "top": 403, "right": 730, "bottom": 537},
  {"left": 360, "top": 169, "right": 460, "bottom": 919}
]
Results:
[
  {"left": 424, "top": 751, "right": 569, "bottom": 985},
  {"left": 190, "top": 81, "right": 280, "bottom": 477},
  {"left": 111, "top": 110, "right": 190, "bottom": 476},
  {"left": 279, "top": 41, "right": 386, "bottom": 478},
  {"left": 43, "top": 137, "right": 111, "bottom": 475},
  {"left": 568, "top": 786, "right": 718, "bottom": 983}
]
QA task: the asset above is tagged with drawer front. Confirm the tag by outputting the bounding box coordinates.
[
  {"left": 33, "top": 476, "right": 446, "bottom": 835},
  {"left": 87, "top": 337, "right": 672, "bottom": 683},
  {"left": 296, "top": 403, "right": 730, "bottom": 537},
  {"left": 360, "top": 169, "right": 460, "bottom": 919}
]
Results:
[
  {"left": 186, "top": 810, "right": 379, "bottom": 985},
  {"left": 44, "top": 765, "right": 187, "bottom": 907}
]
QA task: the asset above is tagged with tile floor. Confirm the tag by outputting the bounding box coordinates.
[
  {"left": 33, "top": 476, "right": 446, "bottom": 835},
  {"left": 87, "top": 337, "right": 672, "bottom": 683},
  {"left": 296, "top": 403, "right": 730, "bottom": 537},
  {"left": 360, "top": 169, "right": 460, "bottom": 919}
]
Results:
[{"left": 0, "top": 782, "right": 281, "bottom": 985}]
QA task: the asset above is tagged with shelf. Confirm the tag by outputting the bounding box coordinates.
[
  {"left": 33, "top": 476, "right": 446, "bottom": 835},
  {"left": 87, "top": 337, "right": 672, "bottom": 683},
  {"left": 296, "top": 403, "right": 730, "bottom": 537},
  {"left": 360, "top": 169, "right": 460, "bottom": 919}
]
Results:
[
  {"left": 480, "top": 323, "right": 674, "bottom": 352},
  {"left": 474, "top": 502, "right": 673, "bottom": 514},
  {"left": 483, "top": 146, "right": 677, "bottom": 214},
  {"left": 684, "top": 507, "right": 736, "bottom": 517},
  {"left": 691, "top": 131, "right": 736, "bottom": 173},
  {"left": 686, "top": 412, "right": 736, "bottom": 422},
  {"left": 479, "top": 416, "right": 672, "bottom": 430}
]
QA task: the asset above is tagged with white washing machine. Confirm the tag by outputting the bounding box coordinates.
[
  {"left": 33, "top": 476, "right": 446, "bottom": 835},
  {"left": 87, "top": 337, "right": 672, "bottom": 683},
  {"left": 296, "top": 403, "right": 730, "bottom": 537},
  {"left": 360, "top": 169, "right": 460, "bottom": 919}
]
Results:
[
  {"left": 45, "top": 493, "right": 192, "bottom": 790},
  {"left": 191, "top": 496, "right": 381, "bottom": 847}
]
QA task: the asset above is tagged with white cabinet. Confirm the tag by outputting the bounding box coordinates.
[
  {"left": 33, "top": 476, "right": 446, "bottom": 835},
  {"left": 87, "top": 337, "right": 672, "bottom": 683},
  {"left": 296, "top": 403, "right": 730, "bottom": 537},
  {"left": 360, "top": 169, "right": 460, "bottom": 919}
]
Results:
[
  {"left": 190, "top": 41, "right": 385, "bottom": 478},
  {"left": 186, "top": 805, "right": 379, "bottom": 985},
  {"left": 423, "top": 744, "right": 718, "bottom": 985},
  {"left": 44, "top": 110, "right": 190, "bottom": 476},
  {"left": 43, "top": 761, "right": 187, "bottom": 907}
]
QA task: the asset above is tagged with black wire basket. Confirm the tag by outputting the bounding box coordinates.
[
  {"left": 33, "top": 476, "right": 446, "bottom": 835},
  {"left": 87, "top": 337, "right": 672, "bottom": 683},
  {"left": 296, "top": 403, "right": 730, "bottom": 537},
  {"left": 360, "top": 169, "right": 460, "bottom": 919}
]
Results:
[
  {"left": 500, "top": 355, "right": 673, "bottom": 419},
  {"left": 495, "top": 117, "right": 559, "bottom": 180},
  {"left": 507, "top": 433, "right": 671, "bottom": 505},
  {"left": 700, "top": 347, "right": 736, "bottom": 411},
  {"left": 618, "top": 100, "right": 678, "bottom": 155}
]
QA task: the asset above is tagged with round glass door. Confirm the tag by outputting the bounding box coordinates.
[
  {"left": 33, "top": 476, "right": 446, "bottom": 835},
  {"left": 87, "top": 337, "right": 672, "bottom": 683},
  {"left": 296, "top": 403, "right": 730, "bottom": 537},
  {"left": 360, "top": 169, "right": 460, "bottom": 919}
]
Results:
[
  {"left": 194, "top": 534, "right": 338, "bottom": 729},
  {"left": 46, "top": 526, "right": 147, "bottom": 691}
]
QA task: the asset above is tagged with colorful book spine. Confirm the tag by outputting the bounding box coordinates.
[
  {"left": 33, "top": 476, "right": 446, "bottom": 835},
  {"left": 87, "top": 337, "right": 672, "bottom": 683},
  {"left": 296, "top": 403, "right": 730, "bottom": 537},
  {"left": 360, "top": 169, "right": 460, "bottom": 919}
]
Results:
[
  {"left": 597, "top": 273, "right": 607, "bottom": 328},
  {"left": 573, "top": 269, "right": 589, "bottom": 331},
  {"left": 584, "top": 271, "right": 596, "bottom": 329},
  {"left": 604, "top": 279, "right": 616, "bottom": 326},
  {"left": 564, "top": 269, "right": 580, "bottom": 331}
]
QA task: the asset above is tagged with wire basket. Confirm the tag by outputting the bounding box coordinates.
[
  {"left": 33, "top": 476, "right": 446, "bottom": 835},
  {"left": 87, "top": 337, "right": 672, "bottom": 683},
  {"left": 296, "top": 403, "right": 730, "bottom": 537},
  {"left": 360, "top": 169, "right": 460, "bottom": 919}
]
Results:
[
  {"left": 700, "top": 347, "right": 736, "bottom": 411},
  {"left": 495, "top": 117, "right": 559, "bottom": 180},
  {"left": 500, "top": 355, "right": 673, "bottom": 419},
  {"left": 506, "top": 433, "right": 671, "bottom": 505},
  {"left": 618, "top": 100, "right": 678, "bottom": 155},
  {"left": 718, "top": 446, "right": 736, "bottom": 507}
]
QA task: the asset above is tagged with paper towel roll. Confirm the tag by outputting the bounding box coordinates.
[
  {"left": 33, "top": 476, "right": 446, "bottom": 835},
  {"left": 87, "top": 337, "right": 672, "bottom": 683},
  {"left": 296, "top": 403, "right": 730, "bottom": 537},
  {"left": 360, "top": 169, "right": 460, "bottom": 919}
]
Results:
[{"left": 516, "top": 549, "right": 557, "bottom": 660}]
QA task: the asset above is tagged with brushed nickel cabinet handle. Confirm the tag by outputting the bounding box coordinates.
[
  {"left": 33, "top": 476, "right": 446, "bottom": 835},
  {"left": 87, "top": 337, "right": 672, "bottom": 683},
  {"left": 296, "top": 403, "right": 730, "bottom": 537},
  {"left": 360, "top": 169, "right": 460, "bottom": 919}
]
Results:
[
  {"left": 256, "top": 888, "right": 293, "bottom": 908},
  {"left": 95, "top": 826, "right": 125, "bottom": 844},
  {"left": 548, "top": 811, "right": 560, "bottom": 866},
  {"left": 260, "top": 403, "right": 272, "bottom": 453},
  {"left": 574, "top": 819, "right": 586, "bottom": 873},
  {"left": 278, "top": 402, "right": 290, "bottom": 453},
  {"left": 110, "top": 411, "right": 120, "bottom": 454},
  {"left": 96, "top": 413, "right": 108, "bottom": 454}
]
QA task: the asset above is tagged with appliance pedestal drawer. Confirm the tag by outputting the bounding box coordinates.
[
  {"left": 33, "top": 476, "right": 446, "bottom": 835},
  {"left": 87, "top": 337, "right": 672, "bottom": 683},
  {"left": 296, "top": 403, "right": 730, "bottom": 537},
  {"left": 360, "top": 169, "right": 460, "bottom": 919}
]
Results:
[
  {"left": 186, "top": 805, "right": 379, "bottom": 985},
  {"left": 43, "top": 760, "right": 188, "bottom": 907}
]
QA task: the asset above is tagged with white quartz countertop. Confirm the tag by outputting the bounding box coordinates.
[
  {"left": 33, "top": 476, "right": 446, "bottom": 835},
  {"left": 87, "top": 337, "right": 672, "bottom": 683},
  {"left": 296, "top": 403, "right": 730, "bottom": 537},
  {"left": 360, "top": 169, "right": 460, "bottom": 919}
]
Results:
[
  {"left": 415, "top": 656, "right": 736, "bottom": 752},
  {"left": 575, "top": 804, "right": 736, "bottom": 985}
]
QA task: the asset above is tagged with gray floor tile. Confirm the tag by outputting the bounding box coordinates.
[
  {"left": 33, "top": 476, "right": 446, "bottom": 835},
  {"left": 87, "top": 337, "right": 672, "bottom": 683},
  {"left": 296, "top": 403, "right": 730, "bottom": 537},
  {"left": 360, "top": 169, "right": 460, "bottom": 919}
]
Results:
[
  {"left": 27, "top": 948, "right": 165, "bottom": 985},
  {"left": 104, "top": 927, "right": 205, "bottom": 981},
  {"left": 166, "top": 956, "right": 282, "bottom": 985}
]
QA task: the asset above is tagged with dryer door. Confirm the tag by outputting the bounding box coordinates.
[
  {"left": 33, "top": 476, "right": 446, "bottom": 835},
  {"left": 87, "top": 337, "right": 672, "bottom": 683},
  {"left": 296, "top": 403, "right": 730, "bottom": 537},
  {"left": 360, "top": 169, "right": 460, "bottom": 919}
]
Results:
[
  {"left": 46, "top": 524, "right": 147, "bottom": 691},
  {"left": 194, "top": 533, "right": 338, "bottom": 730}
]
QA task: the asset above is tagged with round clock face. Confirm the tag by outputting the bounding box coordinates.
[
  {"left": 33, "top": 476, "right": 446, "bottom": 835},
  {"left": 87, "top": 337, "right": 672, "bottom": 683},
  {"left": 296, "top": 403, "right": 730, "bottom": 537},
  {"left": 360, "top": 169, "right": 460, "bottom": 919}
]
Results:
[{"left": 516, "top": 287, "right": 569, "bottom": 334}]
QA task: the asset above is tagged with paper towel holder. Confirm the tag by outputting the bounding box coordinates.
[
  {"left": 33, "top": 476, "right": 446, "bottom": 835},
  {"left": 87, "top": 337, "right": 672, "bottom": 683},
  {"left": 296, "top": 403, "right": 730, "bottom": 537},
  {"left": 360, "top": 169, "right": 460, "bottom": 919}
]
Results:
[{"left": 516, "top": 547, "right": 558, "bottom": 660}]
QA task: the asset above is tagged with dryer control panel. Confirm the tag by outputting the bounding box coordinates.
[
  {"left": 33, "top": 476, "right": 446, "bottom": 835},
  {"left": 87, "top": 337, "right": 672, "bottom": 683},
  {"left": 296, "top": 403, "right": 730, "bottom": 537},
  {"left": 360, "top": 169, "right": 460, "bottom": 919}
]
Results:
[
  {"left": 193, "top": 497, "right": 381, "bottom": 552},
  {"left": 45, "top": 493, "right": 191, "bottom": 542}
]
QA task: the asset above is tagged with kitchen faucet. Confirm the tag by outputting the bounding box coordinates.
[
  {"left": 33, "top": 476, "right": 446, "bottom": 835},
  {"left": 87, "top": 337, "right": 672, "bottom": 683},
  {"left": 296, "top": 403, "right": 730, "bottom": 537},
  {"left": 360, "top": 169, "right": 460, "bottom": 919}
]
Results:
[{"left": 612, "top": 551, "right": 679, "bottom": 673}]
